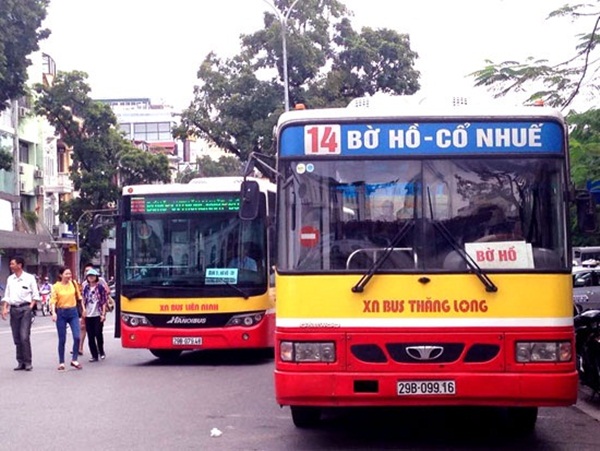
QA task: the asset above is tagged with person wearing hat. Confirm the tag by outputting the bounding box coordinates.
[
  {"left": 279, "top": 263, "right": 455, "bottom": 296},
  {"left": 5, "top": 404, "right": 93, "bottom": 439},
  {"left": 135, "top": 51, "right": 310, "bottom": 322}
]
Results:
[
  {"left": 78, "top": 263, "right": 110, "bottom": 356},
  {"left": 82, "top": 268, "right": 108, "bottom": 362},
  {"left": 39, "top": 276, "right": 52, "bottom": 316}
]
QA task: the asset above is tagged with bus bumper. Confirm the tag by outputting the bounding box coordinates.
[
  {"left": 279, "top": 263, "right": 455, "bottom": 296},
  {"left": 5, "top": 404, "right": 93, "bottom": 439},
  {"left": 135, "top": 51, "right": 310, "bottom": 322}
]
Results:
[
  {"left": 121, "top": 315, "right": 274, "bottom": 351},
  {"left": 274, "top": 370, "right": 578, "bottom": 407}
]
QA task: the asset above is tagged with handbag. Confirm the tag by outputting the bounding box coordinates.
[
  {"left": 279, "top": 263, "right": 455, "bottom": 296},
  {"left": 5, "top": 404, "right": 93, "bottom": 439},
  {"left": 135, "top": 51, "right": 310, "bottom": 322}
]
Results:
[
  {"left": 72, "top": 281, "right": 83, "bottom": 317},
  {"left": 106, "top": 295, "right": 115, "bottom": 313}
]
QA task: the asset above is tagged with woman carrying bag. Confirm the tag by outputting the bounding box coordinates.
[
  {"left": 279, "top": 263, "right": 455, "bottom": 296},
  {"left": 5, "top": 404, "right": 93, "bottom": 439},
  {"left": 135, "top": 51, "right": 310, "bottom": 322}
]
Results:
[
  {"left": 82, "top": 268, "right": 107, "bottom": 362},
  {"left": 50, "top": 266, "right": 84, "bottom": 370}
]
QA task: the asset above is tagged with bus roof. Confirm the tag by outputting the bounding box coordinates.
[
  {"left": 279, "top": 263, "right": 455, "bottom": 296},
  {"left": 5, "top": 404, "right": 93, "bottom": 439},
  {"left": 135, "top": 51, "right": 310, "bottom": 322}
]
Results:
[
  {"left": 122, "top": 176, "right": 275, "bottom": 196},
  {"left": 277, "top": 96, "right": 565, "bottom": 129}
]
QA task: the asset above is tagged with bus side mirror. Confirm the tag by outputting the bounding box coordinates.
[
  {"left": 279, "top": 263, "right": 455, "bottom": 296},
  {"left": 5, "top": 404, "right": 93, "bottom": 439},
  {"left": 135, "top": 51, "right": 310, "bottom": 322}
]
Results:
[
  {"left": 240, "top": 180, "right": 260, "bottom": 220},
  {"left": 576, "top": 190, "right": 598, "bottom": 233},
  {"left": 243, "top": 158, "right": 256, "bottom": 177}
]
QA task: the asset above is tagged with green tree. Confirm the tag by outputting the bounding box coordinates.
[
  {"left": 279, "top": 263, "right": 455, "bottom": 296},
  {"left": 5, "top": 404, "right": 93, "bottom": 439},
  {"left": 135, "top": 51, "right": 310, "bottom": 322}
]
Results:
[
  {"left": 470, "top": 2, "right": 600, "bottom": 109},
  {"left": 0, "top": 143, "right": 12, "bottom": 171},
  {"left": 567, "top": 109, "right": 600, "bottom": 245},
  {"left": 175, "top": 155, "right": 244, "bottom": 183},
  {"left": 569, "top": 110, "right": 600, "bottom": 187},
  {"left": 176, "top": 0, "right": 420, "bottom": 163},
  {"left": 119, "top": 147, "right": 172, "bottom": 186},
  {"left": 34, "top": 70, "right": 171, "bottom": 262},
  {"left": 0, "top": 0, "right": 50, "bottom": 111}
]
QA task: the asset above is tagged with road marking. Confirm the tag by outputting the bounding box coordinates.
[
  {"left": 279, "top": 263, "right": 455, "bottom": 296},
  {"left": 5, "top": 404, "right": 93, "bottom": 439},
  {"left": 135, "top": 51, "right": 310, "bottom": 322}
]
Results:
[{"left": 0, "top": 325, "right": 115, "bottom": 335}]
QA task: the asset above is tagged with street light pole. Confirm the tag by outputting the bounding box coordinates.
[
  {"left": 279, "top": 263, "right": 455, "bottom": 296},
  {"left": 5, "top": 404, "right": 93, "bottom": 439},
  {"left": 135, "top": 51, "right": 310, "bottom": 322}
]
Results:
[
  {"left": 75, "top": 208, "right": 116, "bottom": 280},
  {"left": 263, "top": 0, "right": 301, "bottom": 111}
]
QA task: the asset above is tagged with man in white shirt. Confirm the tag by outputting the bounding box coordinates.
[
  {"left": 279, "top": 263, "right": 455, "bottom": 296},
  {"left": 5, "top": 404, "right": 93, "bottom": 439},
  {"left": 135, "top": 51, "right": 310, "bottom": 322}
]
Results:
[{"left": 1, "top": 256, "right": 40, "bottom": 371}]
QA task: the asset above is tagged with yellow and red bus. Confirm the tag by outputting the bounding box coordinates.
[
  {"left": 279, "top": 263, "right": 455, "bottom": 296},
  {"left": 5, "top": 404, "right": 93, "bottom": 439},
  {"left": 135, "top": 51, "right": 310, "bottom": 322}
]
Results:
[
  {"left": 117, "top": 177, "right": 276, "bottom": 360},
  {"left": 273, "top": 97, "right": 578, "bottom": 430}
]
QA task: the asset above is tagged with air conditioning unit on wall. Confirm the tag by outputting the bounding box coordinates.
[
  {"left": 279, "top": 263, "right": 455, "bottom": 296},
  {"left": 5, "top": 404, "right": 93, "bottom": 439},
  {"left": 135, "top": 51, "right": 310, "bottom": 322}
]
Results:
[{"left": 34, "top": 186, "right": 44, "bottom": 195}]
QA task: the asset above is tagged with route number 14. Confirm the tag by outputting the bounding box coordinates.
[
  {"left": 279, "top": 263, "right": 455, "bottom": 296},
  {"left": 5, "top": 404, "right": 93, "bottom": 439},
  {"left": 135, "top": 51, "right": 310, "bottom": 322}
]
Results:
[{"left": 304, "top": 125, "right": 341, "bottom": 155}]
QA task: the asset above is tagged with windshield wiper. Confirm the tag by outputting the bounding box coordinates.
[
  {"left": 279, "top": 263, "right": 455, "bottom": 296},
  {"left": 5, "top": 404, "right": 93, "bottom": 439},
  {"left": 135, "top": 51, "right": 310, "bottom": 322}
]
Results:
[
  {"left": 430, "top": 219, "right": 497, "bottom": 292},
  {"left": 224, "top": 282, "right": 250, "bottom": 299},
  {"left": 352, "top": 220, "right": 415, "bottom": 293},
  {"left": 426, "top": 187, "right": 497, "bottom": 293}
]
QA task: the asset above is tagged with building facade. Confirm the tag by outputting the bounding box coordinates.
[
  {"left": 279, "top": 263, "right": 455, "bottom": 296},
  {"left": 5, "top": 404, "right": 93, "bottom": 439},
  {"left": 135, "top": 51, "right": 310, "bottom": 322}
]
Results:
[
  {"left": 0, "top": 52, "right": 76, "bottom": 284},
  {"left": 99, "top": 98, "right": 183, "bottom": 178}
]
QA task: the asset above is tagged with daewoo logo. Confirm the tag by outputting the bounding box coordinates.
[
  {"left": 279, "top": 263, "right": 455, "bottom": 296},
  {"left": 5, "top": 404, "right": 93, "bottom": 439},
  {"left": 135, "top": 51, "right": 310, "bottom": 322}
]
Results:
[
  {"left": 406, "top": 345, "right": 444, "bottom": 361},
  {"left": 166, "top": 317, "right": 207, "bottom": 324}
]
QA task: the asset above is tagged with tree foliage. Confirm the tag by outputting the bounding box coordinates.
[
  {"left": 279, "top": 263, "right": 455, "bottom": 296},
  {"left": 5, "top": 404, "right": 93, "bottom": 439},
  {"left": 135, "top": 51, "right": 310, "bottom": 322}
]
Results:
[
  {"left": 175, "top": 155, "right": 244, "bottom": 183},
  {"left": 0, "top": 144, "right": 12, "bottom": 171},
  {"left": 34, "top": 71, "right": 171, "bottom": 262},
  {"left": 176, "top": 0, "right": 420, "bottom": 163},
  {"left": 560, "top": 109, "right": 600, "bottom": 245},
  {"left": 569, "top": 109, "right": 600, "bottom": 187},
  {"left": 470, "top": 2, "right": 600, "bottom": 110},
  {"left": 0, "top": 0, "right": 50, "bottom": 111}
]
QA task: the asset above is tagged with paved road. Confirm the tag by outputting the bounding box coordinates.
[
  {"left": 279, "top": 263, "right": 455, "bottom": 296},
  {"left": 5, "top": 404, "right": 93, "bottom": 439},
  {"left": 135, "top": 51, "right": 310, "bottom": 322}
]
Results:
[{"left": 0, "top": 313, "right": 598, "bottom": 450}]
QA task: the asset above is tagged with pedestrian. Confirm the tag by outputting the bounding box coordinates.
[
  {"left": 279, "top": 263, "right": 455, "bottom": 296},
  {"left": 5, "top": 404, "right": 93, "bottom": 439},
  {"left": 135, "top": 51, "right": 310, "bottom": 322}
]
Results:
[
  {"left": 50, "top": 266, "right": 84, "bottom": 370},
  {"left": 80, "top": 263, "right": 110, "bottom": 355},
  {"left": 82, "top": 268, "right": 108, "bottom": 362},
  {"left": 0, "top": 256, "right": 40, "bottom": 371}
]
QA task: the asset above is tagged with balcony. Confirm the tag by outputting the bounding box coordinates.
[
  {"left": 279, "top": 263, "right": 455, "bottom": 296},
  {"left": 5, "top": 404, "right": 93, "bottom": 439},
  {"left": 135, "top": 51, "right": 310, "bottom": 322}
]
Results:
[{"left": 44, "top": 172, "right": 73, "bottom": 194}]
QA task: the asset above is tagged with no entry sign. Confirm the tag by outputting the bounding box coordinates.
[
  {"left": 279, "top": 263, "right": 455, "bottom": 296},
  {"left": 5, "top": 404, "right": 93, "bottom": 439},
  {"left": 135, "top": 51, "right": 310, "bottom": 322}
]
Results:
[{"left": 300, "top": 225, "right": 319, "bottom": 247}]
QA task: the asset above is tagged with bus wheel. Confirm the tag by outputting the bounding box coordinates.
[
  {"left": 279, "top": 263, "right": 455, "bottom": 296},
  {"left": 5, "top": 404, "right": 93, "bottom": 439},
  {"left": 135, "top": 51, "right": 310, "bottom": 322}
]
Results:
[
  {"left": 506, "top": 407, "right": 538, "bottom": 435},
  {"left": 149, "top": 350, "right": 182, "bottom": 361},
  {"left": 290, "top": 406, "right": 321, "bottom": 428}
]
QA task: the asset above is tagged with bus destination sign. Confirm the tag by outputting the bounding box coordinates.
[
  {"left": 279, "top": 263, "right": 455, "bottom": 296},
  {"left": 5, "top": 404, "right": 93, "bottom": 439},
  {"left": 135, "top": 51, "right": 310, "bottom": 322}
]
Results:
[
  {"left": 279, "top": 121, "right": 565, "bottom": 157},
  {"left": 130, "top": 195, "right": 240, "bottom": 214}
]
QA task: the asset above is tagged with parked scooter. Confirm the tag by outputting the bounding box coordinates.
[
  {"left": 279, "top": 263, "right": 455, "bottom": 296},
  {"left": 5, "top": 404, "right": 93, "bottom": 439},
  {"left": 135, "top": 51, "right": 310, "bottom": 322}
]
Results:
[{"left": 574, "top": 309, "right": 600, "bottom": 394}]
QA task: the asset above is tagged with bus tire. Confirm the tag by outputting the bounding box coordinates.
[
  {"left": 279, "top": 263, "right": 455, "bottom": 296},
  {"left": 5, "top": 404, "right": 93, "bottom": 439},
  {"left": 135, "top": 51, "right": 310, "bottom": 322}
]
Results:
[
  {"left": 506, "top": 407, "right": 538, "bottom": 435},
  {"left": 149, "top": 349, "right": 182, "bottom": 361},
  {"left": 290, "top": 406, "right": 321, "bottom": 428}
]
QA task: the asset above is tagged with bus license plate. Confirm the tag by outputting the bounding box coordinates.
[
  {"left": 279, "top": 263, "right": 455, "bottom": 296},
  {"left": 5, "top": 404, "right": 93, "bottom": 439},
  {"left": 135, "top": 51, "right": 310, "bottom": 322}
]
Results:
[
  {"left": 172, "top": 337, "right": 202, "bottom": 346},
  {"left": 397, "top": 380, "right": 456, "bottom": 396}
]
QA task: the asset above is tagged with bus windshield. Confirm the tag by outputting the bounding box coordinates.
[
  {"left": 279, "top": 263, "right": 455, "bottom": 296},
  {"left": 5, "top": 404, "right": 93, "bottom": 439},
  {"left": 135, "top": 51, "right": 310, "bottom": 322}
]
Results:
[
  {"left": 278, "top": 157, "right": 568, "bottom": 272},
  {"left": 122, "top": 192, "right": 268, "bottom": 292}
]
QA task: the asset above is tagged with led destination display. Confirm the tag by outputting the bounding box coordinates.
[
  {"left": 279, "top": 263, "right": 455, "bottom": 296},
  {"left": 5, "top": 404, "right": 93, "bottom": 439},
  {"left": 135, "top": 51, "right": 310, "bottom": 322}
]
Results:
[{"left": 130, "top": 195, "right": 240, "bottom": 214}]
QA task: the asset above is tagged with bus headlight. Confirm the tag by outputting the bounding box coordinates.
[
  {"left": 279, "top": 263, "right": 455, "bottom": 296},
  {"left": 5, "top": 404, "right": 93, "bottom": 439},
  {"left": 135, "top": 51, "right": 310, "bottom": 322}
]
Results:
[
  {"left": 280, "top": 341, "right": 336, "bottom": 363},
  {"left": 515, "top": 341, "right": 572, "bottom": 362},
  {"left": 225, "top": 312, "right": 264, "bottom": 328},
  {"left": 122, "top": 313, "right": 152, "bottom": 327}
]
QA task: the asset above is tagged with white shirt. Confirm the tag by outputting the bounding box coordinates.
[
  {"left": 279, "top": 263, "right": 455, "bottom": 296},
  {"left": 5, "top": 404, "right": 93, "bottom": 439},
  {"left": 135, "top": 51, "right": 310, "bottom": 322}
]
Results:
[{"left": 2, "top": 271, "right": 40, "bottom": 305}]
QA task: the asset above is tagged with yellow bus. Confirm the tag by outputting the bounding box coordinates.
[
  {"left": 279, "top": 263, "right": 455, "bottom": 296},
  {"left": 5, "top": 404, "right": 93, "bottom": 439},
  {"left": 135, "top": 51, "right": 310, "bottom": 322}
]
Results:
[
  {"left": 271, "top": 97, "right": 578, "bottom": 431},
  {"left": 117, "top": 177, "right": 276, "bottom": 359}
]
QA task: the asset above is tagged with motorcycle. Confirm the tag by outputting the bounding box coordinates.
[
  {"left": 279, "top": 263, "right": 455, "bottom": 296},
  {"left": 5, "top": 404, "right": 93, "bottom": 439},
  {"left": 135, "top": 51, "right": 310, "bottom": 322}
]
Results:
[
  {"left": 38, "top": 292, "right": 51, "bottom": 316},
  {"left": 574, "top": 309, "right": 600, "bottom": 394}
]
